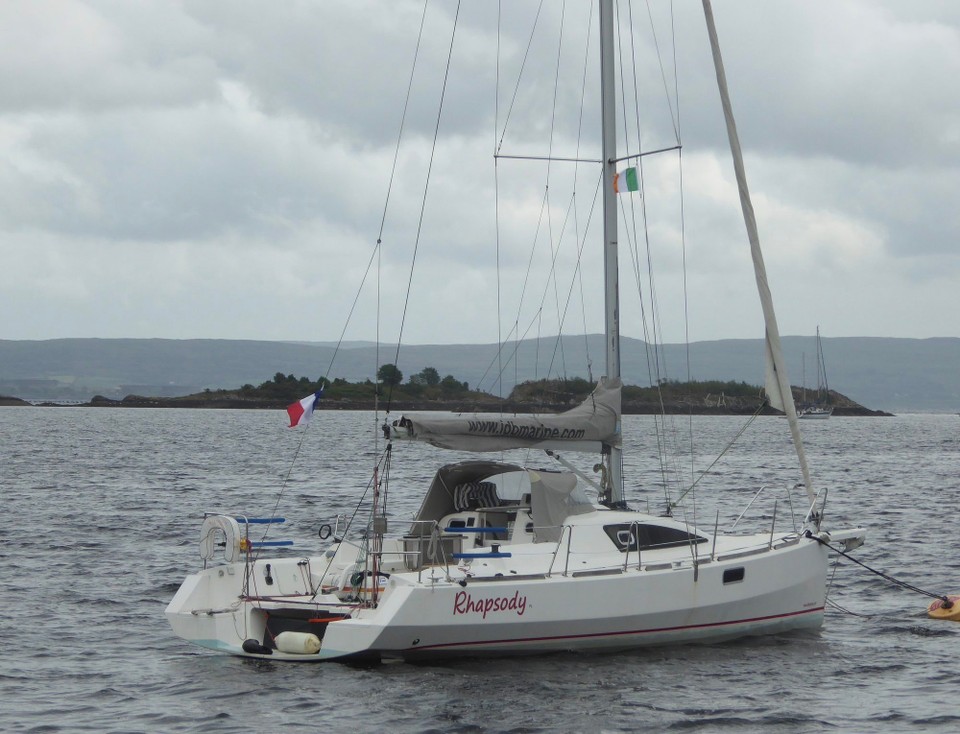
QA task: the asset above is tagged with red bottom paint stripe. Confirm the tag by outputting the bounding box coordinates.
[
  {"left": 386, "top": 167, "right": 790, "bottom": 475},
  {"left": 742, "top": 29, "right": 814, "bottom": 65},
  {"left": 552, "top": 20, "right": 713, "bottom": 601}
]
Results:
[{"left": 409, "top": 606, "right": 824, "bottom": 652}]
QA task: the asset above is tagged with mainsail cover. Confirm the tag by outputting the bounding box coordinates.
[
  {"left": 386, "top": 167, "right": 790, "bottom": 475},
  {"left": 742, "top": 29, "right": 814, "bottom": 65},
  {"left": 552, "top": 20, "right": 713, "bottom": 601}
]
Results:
[{"left": 389, "top": 377, "right": 621, "bottom": 453}]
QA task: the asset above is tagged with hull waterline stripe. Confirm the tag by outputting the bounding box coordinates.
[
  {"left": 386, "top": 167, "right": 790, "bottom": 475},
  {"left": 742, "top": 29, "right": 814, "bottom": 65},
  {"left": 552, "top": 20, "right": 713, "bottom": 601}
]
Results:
[{"left": 405, "top": 606, "right": 824, "bottom": 653}]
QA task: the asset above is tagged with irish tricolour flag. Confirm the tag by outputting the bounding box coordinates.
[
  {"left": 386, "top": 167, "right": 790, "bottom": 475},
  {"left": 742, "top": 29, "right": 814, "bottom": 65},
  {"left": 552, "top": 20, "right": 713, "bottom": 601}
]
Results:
[
  {"left": 286, "top": 387, "right": 324, "bottom": 427},
  {"left": 613, "top": 166, "right": 639, "bottom": 194}
]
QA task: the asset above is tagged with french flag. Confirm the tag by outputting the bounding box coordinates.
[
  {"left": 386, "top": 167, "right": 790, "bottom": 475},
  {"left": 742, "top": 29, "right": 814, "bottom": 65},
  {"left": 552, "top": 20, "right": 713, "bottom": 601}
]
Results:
[{"left": 286, "top": 388, "right": 324, "bottom": 428}]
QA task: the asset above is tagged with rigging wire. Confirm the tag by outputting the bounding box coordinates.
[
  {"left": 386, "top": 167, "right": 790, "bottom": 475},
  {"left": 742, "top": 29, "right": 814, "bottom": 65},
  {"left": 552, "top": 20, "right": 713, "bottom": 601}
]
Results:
[
  {"left": 639, "top": 2, "right": 692, "bottom": 512},
  {"left": 665, "top": 0, "right": 699, "bottom": 519},
  {"left": 476, "top": 171, "right": 602, "bottom": 396},
  {"left": 648, "top": 0, "right": 682, "bottom": 142},
  {"left": 613, "top": 0, "right": 675, "bottom": 510},
  {"left": 495, "top": 2, "right": 503, "bottom": 401},
  {"left": 537, "top": 1, "right": 603, "bottom": 389},
  {"left": 496, "top": 1, "right": 598, "bottom": 399},
  {"left": 496, "top": 0, "right": 545, "bottom": 156},
  {"left": 544, "top": 0, "right": 569, "bottom": 382},
  {"left": 386, "top": 0, "right": 461, "bottom": 415},
  {"left": 574, "top": 3, "right": 595, "bottom": 384},
  {"left": 671, "top": 400, "right": 766, "bottom": 508},
  {"left": 310, "top": 444, "right": 393, "bottom": 601},
  {"left": 372, "top": 0, "right": 433, "bottom": 436},
  {"left": 259, "top": 2, "right": 432, "bottom": 547},
  {"left": 544, "top": 177, "right": 604, "bottom": 379}
]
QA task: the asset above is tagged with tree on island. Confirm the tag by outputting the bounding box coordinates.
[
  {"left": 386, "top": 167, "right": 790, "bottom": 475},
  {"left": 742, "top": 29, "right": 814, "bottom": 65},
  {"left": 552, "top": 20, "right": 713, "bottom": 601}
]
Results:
[
  {"left": 409, "top": 366, "right": 441, "bottom": 386},
  {"left": 237, "top": 372, "right": 325, "bottom": 402},
  {"left": 440, "top": 375, "right": 468, "bottom": 393},
  {"left": 377, "top": 363, "right": 404, "bottom": 387}
]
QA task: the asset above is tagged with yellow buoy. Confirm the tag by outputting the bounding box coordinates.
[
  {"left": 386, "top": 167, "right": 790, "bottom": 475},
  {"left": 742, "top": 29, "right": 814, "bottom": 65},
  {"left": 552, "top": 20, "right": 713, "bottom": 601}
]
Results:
[{"left": 927, "top": 595, "right": 960, "bottom": 621}]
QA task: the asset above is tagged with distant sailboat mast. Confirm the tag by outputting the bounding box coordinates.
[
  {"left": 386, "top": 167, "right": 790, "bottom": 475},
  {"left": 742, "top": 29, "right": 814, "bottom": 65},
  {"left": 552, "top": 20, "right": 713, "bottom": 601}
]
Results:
[{"left": 816, "top": 325, "right": 830, "bottom": 402}]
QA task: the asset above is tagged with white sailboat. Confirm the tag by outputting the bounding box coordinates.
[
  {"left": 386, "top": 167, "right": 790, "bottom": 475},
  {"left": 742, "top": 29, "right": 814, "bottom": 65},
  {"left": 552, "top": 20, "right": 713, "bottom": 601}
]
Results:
[
  {"left": 798, "top": 326, "right": 834, "bottom": 419},
  {"left": 166, "top": 1, "right": 865, "bottom": 662}
]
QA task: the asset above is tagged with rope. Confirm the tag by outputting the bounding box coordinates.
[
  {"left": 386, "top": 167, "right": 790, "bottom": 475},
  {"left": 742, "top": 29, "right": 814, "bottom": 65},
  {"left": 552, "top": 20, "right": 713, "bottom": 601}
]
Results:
[
  {"left": 825, "top": 596, "right": 874, "bottom": 619},
  {"left": 815, "top": 535, "right": 953, "bottom": 608}
]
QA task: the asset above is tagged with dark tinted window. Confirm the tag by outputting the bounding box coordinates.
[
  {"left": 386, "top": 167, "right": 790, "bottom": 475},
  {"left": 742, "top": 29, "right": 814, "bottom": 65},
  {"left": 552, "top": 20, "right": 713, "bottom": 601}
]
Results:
[
  {"left": 723, "top": 567, "right": 745, "bottom": 583},
  {"left": 603, "top": 523, "right": 707, "bottom": 552}
]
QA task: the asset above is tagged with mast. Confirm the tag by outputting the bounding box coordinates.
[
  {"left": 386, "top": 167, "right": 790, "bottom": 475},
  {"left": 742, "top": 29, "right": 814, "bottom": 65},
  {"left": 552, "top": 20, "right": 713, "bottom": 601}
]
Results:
[
  {"left": 599, "top": 0, "right": 623, "bottom": 505},
  {"left": 816, "top": 325, "right": 829, "bottom": 398}
]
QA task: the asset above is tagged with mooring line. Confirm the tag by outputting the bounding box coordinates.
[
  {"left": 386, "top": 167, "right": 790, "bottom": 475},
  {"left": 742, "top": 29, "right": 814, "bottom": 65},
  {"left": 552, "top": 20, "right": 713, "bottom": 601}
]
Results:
[{"left": 816, "top": 535, "right": 952, "bottom": 608}]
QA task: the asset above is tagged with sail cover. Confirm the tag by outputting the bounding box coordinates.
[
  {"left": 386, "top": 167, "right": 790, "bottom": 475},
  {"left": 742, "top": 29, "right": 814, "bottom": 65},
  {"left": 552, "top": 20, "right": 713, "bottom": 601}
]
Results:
[{"left": 389, "top": 377, "right": 621, "bottom": 453}]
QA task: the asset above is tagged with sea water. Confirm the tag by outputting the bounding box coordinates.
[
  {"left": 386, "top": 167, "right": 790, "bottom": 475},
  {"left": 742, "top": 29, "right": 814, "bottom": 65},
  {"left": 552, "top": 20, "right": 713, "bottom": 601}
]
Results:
[{"left": 1, "top": 407, "right": 958, "bottom": 733}]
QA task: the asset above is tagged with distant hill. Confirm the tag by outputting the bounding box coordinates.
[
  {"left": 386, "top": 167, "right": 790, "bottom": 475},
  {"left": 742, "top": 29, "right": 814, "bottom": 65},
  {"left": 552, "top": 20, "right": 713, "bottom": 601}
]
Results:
[{"left": 1, "top": 335, "right": 958, "bottom": 412}]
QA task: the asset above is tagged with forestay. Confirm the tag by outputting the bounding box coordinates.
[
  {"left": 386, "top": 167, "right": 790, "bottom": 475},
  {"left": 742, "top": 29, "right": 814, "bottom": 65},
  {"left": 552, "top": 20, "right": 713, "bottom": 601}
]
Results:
[{"left": 388, "top": 377, "right": 621, "bottom": 453}]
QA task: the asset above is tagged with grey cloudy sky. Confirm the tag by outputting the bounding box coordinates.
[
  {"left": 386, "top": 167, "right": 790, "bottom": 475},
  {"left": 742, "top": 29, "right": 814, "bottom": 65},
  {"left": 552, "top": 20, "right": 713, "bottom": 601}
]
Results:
[{"left": 2, "top": 0, "right": 959, "bottom": 346}]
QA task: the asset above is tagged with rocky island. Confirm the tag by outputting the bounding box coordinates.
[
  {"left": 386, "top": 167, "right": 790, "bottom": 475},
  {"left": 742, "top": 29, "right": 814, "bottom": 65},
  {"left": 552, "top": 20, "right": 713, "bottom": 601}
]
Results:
[{"left": 60, "top": 369, "right": 888, "bottom": 416}]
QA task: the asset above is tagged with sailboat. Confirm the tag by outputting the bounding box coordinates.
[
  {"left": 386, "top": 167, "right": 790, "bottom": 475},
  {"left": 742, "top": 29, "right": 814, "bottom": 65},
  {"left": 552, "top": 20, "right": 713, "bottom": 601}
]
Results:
[
  {"left": 166, "top": 1, "right": 865, "bottom": 662},
  {"left": 798, "top": 327, "right": 834, "bottom": 419}
]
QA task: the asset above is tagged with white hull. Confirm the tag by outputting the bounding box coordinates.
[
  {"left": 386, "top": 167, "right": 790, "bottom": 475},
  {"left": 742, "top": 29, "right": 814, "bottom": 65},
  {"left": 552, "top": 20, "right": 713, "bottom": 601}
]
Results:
[
  {"left": 167, "top": 515, "right": 862, "bottom": 662},
  {"left": 166, "top": 2, "right": 867, "bottom": 667},
  {"left": 798, "top": 407, "right": 833, "bottom": 420}
]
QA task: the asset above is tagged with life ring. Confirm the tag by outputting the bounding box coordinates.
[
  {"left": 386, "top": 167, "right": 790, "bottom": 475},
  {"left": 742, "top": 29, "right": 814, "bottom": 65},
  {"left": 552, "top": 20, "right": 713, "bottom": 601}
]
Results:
[
  {"left": 199, "top": 515, "right": 243, "bottom": 563},
  {"left": 927, "top": 595, "right": 960, "bottom": 622}
]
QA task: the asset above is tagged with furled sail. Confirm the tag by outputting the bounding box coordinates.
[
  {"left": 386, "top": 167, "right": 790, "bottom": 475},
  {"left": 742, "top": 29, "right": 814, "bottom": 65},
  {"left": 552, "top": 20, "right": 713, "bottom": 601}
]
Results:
[
  {"left": 703, "top": 0, "right": 814, "bottom": 506},
  {"left": 388, "top": 377, "right": 621, "bottom": 453},
  {"left": 763, "top": 329, "right": 786, "bottom": 412}
]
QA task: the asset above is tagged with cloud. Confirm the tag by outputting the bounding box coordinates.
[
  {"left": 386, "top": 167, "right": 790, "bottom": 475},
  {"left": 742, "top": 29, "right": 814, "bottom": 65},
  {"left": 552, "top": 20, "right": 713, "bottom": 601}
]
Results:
[{"left": 0, "top": 0, "right": 958, "bottom": 345}]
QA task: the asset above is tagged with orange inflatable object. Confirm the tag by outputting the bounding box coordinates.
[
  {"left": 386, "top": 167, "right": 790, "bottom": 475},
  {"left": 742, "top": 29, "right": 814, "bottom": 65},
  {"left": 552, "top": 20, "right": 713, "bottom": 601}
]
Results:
[{"left": 928, "top": 595, "right": 960, "bottom": 621}]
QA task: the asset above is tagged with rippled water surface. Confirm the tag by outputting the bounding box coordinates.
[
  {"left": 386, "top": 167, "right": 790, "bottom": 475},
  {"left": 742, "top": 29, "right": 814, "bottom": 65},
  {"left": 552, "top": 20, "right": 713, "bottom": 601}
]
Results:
[{"left": 2, "top": 408, "right": 958, "bottom": 732}]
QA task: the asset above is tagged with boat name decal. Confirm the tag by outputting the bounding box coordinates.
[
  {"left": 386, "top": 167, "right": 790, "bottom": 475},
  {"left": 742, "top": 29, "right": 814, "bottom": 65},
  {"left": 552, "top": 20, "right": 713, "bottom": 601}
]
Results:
[
  {"left": 453, "top": 589, "right": 527, "bottom": 619},
  {"left": 465, "top": 419, "right": 585, "bottom": 441}
]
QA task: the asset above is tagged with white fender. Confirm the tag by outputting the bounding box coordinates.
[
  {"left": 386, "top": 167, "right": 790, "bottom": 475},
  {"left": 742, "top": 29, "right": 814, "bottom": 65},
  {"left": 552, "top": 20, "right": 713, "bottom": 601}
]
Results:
[
  {"left": 275, "top": 631, "right": 322, "bottom": 654},
  {"left": 199, "top": 515, "right": 243, "bottom": 563}
]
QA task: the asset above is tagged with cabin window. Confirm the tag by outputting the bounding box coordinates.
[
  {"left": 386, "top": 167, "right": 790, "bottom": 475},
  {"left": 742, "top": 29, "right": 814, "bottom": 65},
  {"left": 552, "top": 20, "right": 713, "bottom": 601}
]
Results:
[
  {"left": 723, "top": 567, "right": 745, "bottom": 584},
  {"left": 603, "top": 523, "right": 707, "bottom": 553}
]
